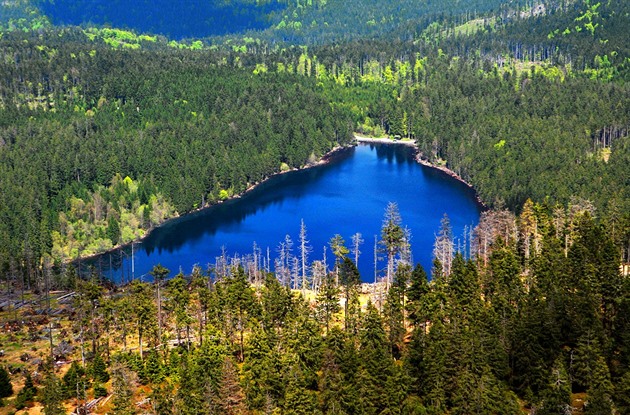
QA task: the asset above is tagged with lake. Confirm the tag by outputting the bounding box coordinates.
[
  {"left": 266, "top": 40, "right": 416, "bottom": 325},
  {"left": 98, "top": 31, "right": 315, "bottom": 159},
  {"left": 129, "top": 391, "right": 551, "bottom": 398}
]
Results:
[
  {"left": 83, "top": 143, "right": 482, "bottom": 283},
  {"left": 39, "top": 0, "right": 284, "bottom": 39}
]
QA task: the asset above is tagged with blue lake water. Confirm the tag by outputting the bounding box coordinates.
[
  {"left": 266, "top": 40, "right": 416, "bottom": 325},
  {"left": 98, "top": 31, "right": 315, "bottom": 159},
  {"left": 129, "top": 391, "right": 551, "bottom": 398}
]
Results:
[
  {"left": 39, "top": 0, "right": 284, "bottom": 39},
  {"left": 84, "top": 143, "right": 481, "bottom": 283}
]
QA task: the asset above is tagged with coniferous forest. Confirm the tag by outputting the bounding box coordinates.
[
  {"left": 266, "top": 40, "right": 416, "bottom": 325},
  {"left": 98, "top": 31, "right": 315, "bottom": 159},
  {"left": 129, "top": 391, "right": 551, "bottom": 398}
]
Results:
[{"left": 0, "top": 0, "right": 629, "bottom": 413}]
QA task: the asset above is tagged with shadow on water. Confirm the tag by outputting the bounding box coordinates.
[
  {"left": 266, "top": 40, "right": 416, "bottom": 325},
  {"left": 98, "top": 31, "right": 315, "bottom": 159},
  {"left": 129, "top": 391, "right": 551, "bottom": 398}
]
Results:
[
  {"left": 82, "top": 144, "right": 481, "bottom": 283},
  {"left": 143, "top": 147, "right": 355, "bottom": 255}
]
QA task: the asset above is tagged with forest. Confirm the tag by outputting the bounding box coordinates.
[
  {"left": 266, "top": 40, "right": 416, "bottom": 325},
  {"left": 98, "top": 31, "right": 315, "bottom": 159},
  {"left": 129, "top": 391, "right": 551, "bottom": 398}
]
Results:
[
  {"left": 0, "top": 201, "right": 629, "bottom": 414},
  {"left": 0, "top": 0, "right": 629, "bottom": 413}
]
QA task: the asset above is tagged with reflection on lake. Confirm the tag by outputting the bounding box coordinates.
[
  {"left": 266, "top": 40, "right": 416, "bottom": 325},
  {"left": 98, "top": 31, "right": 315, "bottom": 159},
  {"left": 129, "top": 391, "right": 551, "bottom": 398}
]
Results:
[{"left": 83, "top": 143, "right": 482, "bottom": 283}]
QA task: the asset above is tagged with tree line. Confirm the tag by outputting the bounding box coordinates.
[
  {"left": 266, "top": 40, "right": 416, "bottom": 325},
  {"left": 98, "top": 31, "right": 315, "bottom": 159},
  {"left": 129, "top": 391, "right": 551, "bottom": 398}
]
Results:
[{"left": 4, "top": 200, "right": 629, "bottom": 414}]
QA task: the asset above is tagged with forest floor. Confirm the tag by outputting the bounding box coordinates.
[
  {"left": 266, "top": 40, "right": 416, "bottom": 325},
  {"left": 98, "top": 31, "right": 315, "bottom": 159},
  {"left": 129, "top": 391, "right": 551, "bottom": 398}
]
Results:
[{"left": 0, "top": 289, "right": 75, "bottom": 414}]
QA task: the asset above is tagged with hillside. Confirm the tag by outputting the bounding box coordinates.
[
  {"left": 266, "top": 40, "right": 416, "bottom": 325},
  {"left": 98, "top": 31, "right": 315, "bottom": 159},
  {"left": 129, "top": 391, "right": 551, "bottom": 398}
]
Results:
[{"left": 0, "top": 0, "right": 629, "bottom": 414}]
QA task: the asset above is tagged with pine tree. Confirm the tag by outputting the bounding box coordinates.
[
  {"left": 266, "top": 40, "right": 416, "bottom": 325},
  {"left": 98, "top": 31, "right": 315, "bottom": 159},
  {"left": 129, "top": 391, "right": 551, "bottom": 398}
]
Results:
[
  {"left": 584, "top": 355, "right": 615, "bottom": 415},
  {"left": 174, "top": 351, "right": 205, "bottom": 415},
  {"left": 358, "top": 303, "right": 392, "bottom": 414},
  {"left": 110, "top": 361, "right": 135, "bottom": 415},
  {"left": 385, "top": 361, "right": 411, "bottom": 414},
  {"left": 149, "top": 383, "right": 174, "bottom": 415},
  {"left": 381, "top": 202, "right": 404, "bottom": 287},
  {"left": 318, "top": 346, "right": 346, "bottom": 414},
  {"left": 538, "top": 356, "right": 572, "bottom": 415},
  {"left": 129, "top": 280, "right": 157, "bottom": 360},
  {"left": 284, "top": 366, "right": 318, "bottom": 415},
  {"left": 339, "top": 257, "right": 361, "bottom": 333},
  {"left": 91, "top": 353, "right": 110, "bottom": 383},
  {"left": 319, "top": 327, "right": 359, "bottom": 414},
  {"left": 329, "top": 234, "right": 349, "bottom": 284},
  {"left": 0, "top": 366, "right": 12, "bottom": 398},
  {"left": 614, "top": 371, "right": 630, "bottom": 414},
  {"left": 167, "top": 272, "right": 192, "bottom": 346},
  {"left": 242, "top": 326, "right": 282, "bottom": 411},
  {"left": 222, "top": 266, "right": 257, "bottom": 362},
  {"left": 41, "top": 370, "right": 65, "bottom": 415},
  {"left": 14, "top": 372, "right": 37, "bottom": 410},
  {"left": 260, "top": 272, "right": 293, "bottom": 332},
  {"left": 447, "top": 253, "right": 480, "bottom": 313},
  {"left": 572, "top": 333, "right": 602, "bottom": 392},
  {"left": 217, "top": 357, "right": 248, "bottom": 415},
  {"left": 384, "top": 264, "right": 410, "bottom": 358},
  {"left": 317, "top": 273, "right": 341, "bottom": 334},
  {"left": 407, "top": 263, "right": 429, "bottom": 327},
  {"left": 62, "top": 361, "right": 88, "bottom": 400},
  {"left": 141, "top": 349, "right": 164, "bottom": 384}
]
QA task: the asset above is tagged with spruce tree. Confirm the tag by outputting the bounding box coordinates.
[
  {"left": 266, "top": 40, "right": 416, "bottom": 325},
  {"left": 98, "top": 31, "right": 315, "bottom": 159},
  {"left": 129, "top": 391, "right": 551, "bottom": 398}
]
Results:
[
  {"left": 614, "top": 371, "right": 630, "bottom": 414},
  {"left": 41, "top": 370, "right": 65, "bottom": 415},
  {"left": 316, "top": 273, "right": 341, "bottom": 334},
  {"left": 318, "top": 347, "right": 346, "bottom": 414},
  {"left": 110, "top": 361, "right": 135, "bottom": 415},
  {"left": 217, "top": 357, "right": 248, "bottom": 415},
  {"left": 339, "top": 257, "right": 361, "bottom": 333},
  {"left": 62, "top": 361, "right": 88, "bottom": 400},
  {"left": 174, "top": 352, "right": 205, "bottom": 415},
  {"left": 14, "top": 372, "right": 37, "bottom": 410},
  {"left": 91, "top": 353, "right": 110, "bottom": 384},
  {"left": 380, "top": 202, "right": 404, "bottom": 287},
  {"left": 0, "top": 366, "right": 12, "bottom": 398},
  {"left": 584, "top": 355, "right": 615, "bottom": 415},
  {"left": 538, "top": 356, "right": 572, "bottom": 415},
  {"left": 284, "top": 366, "right": 318, "bottom": 415},
  {"left": 406, "top": 263, "right": 429, "bottom": 327},
  {"left": 358, "top": 303, "right": 391, "bottom": 414}
]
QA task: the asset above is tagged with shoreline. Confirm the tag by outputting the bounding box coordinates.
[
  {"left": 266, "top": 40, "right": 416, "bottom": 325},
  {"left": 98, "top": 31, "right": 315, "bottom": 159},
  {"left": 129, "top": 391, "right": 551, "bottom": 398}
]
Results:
[
  {"left": 72, "top": 143, "right": 354, "bottom": 266},
  {"left": 355, "top": 134, "right": 487, "bottom": 209},
  {"left": 414, "top": 154, "right": 487, "bottom": 209},
  {"left": 75, "top": 136, "right": 486, "bottom": 268},
  {"left": 354, "top": 134, "right": 417, "bottom": 147}
]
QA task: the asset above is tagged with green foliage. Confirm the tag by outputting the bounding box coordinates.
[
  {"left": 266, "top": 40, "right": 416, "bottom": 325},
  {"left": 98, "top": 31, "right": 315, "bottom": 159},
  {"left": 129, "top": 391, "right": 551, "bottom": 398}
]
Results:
[
  {"left": 0, "top": 367, "right": 13, "bottom": 398},
  {"left": 316, "top": 273, "right": 340, "bottom": 334},
  {"left": 90, "top": 353, "right": 110, "bottom": 383},
  {"left": 538, "top": 356, "right": 572, "bottom": 415},
  {"left": 217, "top": 357, "right": 248, "bottom": 415},
  {"left": 339, "top": 257, "right": 361, "bottom": 332},
  {"left": 358, "top": 303, "right": 391, "bottom": 413},
  {"left": 0, "top": 35, "right": 353, "bottom": 272},
  {"left": 62, "top": 362, "right": 88, "bottom": 400},
  {"left": 0, "top": 2, "right": 629, "bottom": 413},
  {"left": 14, "top": 372, "right": 37, "bottom": 410},
  {"left": 129, "top": 280, "right": 158, "bottom": 355},
  {"left": 110, "top": 357, "right": 138, "bottom": 415},
  {"left": 41, "top": 371, "right": 65, "bottom": 415},
  {"left": 93, "top": 382, "right": 108, "bottom": 398},
  {"left": 140, "top": 349, "right": 164, "bottom": 384},
  {"left": 0, "top": 199, "right": 623, "bottom": 414}
]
